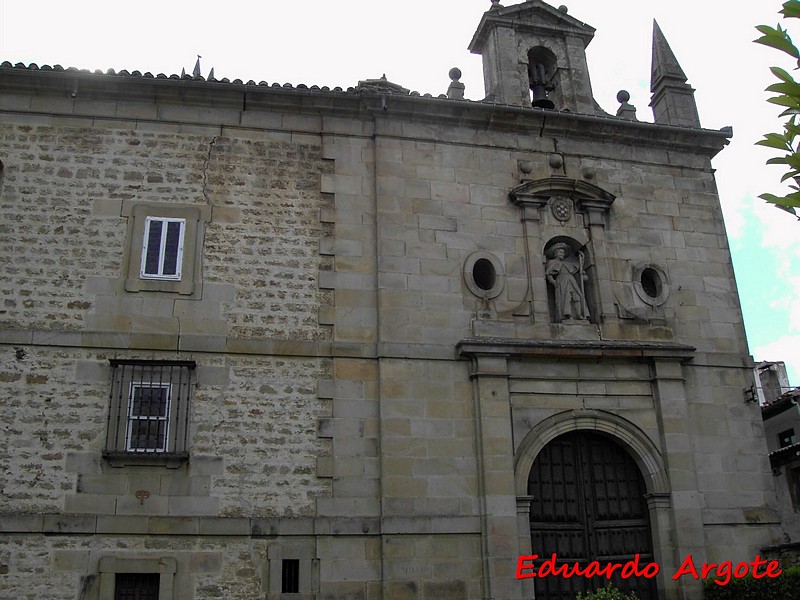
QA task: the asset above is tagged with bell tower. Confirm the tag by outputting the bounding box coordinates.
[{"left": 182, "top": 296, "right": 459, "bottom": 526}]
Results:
[{"left": 468, "top": 0, "right": 599, "bottom": 113}]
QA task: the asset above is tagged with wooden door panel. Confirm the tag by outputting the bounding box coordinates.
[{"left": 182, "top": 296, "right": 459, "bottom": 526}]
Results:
[{"left": 528, "top": 431, "right": 657, "bottom": 599}]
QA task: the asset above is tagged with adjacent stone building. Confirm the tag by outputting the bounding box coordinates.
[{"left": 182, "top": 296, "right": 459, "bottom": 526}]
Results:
[
  {"left": 758, "top": 362, "right": 800, "bottom": 550},
  {"left": 0, "top": 1, "right": 782, "bottom": 599}
]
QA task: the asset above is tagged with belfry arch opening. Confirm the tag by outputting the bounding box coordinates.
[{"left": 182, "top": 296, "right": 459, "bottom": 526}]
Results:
[
  {"left": 527, "top": 431, "right": 657, "bottom": 599},
  {"left": 527, "top": 47, "right": 558, "bottom": 109}
]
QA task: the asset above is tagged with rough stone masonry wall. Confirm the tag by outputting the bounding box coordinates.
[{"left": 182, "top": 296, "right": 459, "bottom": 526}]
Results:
[
  {"left": 0, "top": 121, "right": 333, "bottom": 344},
  {"left": 0, "top": 118, "right": 336, "bottom": 517},
  {"left": 0, "top": 532, "right": 266, "bottom": 600},
  {"left": 0, "top": 345, "right": 331, "bottom": 517}
]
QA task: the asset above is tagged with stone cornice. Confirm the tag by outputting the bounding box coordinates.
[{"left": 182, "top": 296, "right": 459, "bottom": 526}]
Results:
[
  {"left": 0, "top": 65, "right": 732, "bottom": 157},
  {"left": 457, "top": 337, "right": 696, "bottom": 362},
  {"left": 0, "top": 513, "right": 480, "bottom": 537}
]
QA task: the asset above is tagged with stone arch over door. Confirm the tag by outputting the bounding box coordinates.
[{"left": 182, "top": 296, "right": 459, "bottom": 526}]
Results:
[
  {"left": 514, "top": 410, "right": 671, "bottom": 599},
  {"left": 514, "top": 409, "right": 668, "bottom": 497}
]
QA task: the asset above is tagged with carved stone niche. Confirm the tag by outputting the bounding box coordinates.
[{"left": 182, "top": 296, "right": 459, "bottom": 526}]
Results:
[{"left": 509, "top": 177, "right": 615, "bottom": 325}]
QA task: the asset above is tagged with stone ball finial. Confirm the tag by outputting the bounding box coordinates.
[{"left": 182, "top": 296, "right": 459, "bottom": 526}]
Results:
[
  {"left": 548, "top": 154, "right": 564, "bottom": 170},
  {"left": 615, "top": 90, "right": 638, "bottom": 120},
  {"left": 490, "top": 0, "right": 501, "bottom": 8},
  {"left": 449, "top": 67, "right": 462, "bottom": 82},
  {"left": 558, "top": 5, "right": 568, "bottom": 13}
]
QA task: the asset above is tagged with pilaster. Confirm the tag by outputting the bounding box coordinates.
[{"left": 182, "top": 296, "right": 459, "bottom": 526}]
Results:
[
  {"left": 469, "top": 354, "right": 526, "bottom": 600},
  {"left": 651, "top": 359, "right": 705, "bottom": 600}
]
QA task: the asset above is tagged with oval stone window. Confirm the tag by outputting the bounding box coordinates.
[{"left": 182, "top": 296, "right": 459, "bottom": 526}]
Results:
[
  {"left": 640, "top": 267, "right": 662, "bottom": 299},
  {"left": 633, "top": 263, "right": 669, "bottom": 306},
  {"left": 472, "top": 258, "right": 497, "bottom": 292},
  {"left": 464, "top": 252, "right": 505, "bottom": 299}
]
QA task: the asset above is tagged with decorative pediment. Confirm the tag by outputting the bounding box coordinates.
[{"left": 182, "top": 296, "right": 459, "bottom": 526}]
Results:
[
  {"left": 510, "top": 177, "right": 614, "bottom": 209},
  {"left": 469, "top": 0, "right": 595, "bottom": 54}
]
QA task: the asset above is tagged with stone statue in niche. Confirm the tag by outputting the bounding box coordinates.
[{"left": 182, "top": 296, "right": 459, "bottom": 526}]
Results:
[{"left": 545, "top": 243, "right": 589, "bottom": 322}]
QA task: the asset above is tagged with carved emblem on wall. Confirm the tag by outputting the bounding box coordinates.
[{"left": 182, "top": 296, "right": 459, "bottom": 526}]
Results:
[{"left": 549, "top": 195, "right": 572, "bottom": 222}]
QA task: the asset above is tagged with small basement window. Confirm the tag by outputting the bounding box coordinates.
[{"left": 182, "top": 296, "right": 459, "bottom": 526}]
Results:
[
  {"left": 115, "top": 573, "right": 160, "bottom": 600},
  {"left": 99, "top": 556, "right": 176, "bottom": 600},
  {"left": 281, "top": 559, "right": 300, "bottom": 593}
]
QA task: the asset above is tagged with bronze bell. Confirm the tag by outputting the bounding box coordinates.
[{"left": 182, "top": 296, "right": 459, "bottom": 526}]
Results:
[
  {"left": 531, "top": 84, "right": 555, "bottom": 109},
  {"left": 529, "top": 61, "right": 555, "bottom": 109}
]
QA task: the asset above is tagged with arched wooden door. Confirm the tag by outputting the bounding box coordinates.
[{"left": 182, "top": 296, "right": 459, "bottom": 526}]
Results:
[{"left": 527, "top": 431, "right": 657, "bottom": 600}]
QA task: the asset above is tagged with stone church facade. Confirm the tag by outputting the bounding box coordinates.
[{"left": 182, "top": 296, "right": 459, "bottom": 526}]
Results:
[{"left": 0, "top": 2, "right": 782, "bottom": 599}]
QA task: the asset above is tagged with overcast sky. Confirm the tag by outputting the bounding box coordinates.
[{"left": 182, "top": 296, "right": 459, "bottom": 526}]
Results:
[{"left": 1, "top": 0, "right": 798, "bottom": 388}]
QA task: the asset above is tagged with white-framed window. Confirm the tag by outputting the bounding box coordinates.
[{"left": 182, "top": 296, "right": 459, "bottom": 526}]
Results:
[
  {"left": 104, "top": 359, "right": 195, "bottom": 466},
  {"left": 126, "top": 382, "right": 172, "bottom": 452},
  {"left": 123, "top": 203, "right": 211, "bottom": 295},
  {"left": 140, "top": 216, "right": 186, "bottom": 280}
]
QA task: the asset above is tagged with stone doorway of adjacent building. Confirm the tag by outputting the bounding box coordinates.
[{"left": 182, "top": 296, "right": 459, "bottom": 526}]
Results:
[{"left": 527, "top": 431, "right": 657, "bottom": 600}]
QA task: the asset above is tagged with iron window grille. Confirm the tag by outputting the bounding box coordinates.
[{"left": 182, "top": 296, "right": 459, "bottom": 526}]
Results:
[
  {"left": 104, "top": 359, "right": 195, "bottom": 465},
  {"left": 114, "top": 573, "right": 160, "bottom": 600},
  {"left": 140, "top": 216, "right": 185, "bottom": 280}
]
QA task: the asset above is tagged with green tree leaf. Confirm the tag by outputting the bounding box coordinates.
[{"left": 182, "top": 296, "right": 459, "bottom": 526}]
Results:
[
  {"left": 757, "top": 1, "right": 800, "bottom": 219},
  {"left": 755, "top": 25, "right": 800, "bottom": 58},
  {"left": 767, "top": 95, "right": 800, "bottom": 108},
  {"left": 781, "top": 0, "right": 800, "bottom": 20},
  {"left": 767, "top": 81, "right": 800, "bottom": 96},
  {"left": 771, "top": 66, "right": 797, "bottom": 83},
  {"left": 757, "top": 133, "right": 792, "bottom": 150}
]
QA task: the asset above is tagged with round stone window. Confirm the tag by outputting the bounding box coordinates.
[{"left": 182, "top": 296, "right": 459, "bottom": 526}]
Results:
[
  {"left": 633, "top": 263, "right": 669, "bottom": 306},
  {"left": 464, "top": 252, "right": 505, "bottom": 299}
]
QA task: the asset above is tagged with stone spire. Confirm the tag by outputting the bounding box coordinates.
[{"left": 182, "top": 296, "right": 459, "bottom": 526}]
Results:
[{"left": 649, "top": 20, "right": 701, "bottom": 127}]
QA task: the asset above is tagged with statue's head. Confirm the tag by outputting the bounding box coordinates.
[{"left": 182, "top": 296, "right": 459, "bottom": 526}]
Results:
[{"left": 548, "top": 242, "right": 571, "bottom": 259}]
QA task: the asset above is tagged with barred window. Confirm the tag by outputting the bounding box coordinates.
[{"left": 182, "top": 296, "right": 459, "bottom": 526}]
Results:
[
  {"left": 104, "top": 360, "right": 195, "bottom": 465},
  {"left": 140, "top": 216, "right": 185, "bottom": 280},
  {"left": 99, "top": 556, "right": 176, "bottom": 600},
  {"left": 115, "top": 573, "right": 160, "bottom": 600},
  {"left": 127, "top": 383, "right": 172, "bottom": 452}
]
